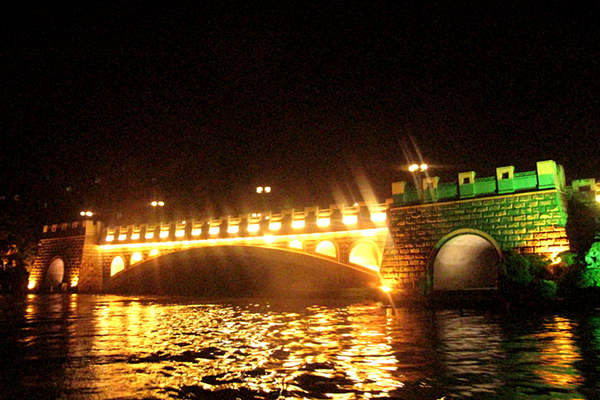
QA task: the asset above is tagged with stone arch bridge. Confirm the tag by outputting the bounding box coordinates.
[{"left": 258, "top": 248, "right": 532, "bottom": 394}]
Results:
[{"left": 30, "top": 160, "right": 599, "bottom": 297}]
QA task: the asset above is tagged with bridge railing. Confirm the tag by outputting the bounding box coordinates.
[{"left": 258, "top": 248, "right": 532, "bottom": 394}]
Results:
[{"left": 101, "top": 202, "right": 390, "bottom": 244}]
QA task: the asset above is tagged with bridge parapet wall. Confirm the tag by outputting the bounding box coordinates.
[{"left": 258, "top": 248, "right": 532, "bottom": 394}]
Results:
[{"left": 101, "top": 202, "right": 389, "bottom": 245}]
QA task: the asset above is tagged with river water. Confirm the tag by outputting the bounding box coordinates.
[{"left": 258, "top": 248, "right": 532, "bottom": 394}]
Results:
[{"left": 0, "top": 294, "right": 599, "bottom": 399}]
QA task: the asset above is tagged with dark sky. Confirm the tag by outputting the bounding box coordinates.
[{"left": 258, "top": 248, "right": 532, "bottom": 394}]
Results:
[{"left": 2, "top": 2, "right": 599, "bottom": 220}]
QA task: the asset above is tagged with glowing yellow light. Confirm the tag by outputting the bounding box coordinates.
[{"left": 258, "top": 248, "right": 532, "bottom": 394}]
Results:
[
  {"left": 131, "top": 232, "right": 140, "bottom": 240},
  {"left": 315, "top": 240, "right": 336, "bottom": 258},
  {"left": 151, "top": 201, "right": 158, "bottom": 206},
  {"left": 264, "top": 186, "right": 271, "bottom": 193},
  {"left": 596, "top": 193, "right": 600, "bottom": 203},
  {"left": 289, "top": 239, "right": 303, "bottom": 249},
  {"left": 80, "top": 211, "right": 86, "bottom": 216},
  {"left": 227, "top": 225, "right": 239, "bottom": 234},
  {"left": 130, "top": 252, "right": 143, "bottom": 265},
  {"left": 408, "top": 164, "right": 419, "bottom": 172},
  {"left": 269, "top": 221, "right": 282, "bottom": 231},
  {"left": 118, "top": 233, "right": 127, "bottom": 241},
  {"left": 85, "top": 211, "right": 93, "bottom": 217},
  {"left": 209, "top": 226, "right": 220, "bottom": 235},
  {"left": 191, "top": 228, "right": 202, "bottom": 236},
  {"left": 256, "top": 186, "right": 263, "bottom": 193},
  {"left": 370, "top": 212, "right": 386, "bottom": 223},
  {"left": 292, "top": 220, "right": 305, "bottom": 229},
  {"left": 342, "top": 215, "right": 358, "bottom": 225},
  {"left": 157, "top": 201, "right": 165, "bottom": 207},
  {"left": 380, "top": 285, "right": 392, "bottom": 293},
  {"left": 317, "top": 217, "right": 330, "bottom": 228},
  {"left": 149, "top": 249, "right": 159, "bottom": 257},
  {"left": 264, "top": 235, "right": 276, "bottom": 244},
  {"left": 105, "top": 235, "right": 114, "bottom": 242},
  {"left": 98, "top": 227, "right": 389, "bottom": 253},
  {"left": 28, "top": 279, "right": 36, "bottom": 290},
  {"left": 420, "top": 163, "right": 428, "bottom": 171},
  {"left": 247, "top": 223, "right": 260, "bottom": 233},
  {"left": 550, "top": 251, "right": 562, "bottom": 265},
  {"left": 159, "top": 230, "right": 169, "bottom": 239},
  {"left": 175, "top": 230, "right": 185, "bottom": 237},
  {"left": 110, "top": 256, "right": 125, "bottom": 276},
  {"left": 145, "top": 231, "right": 154, "bottom": 239},
  {"left": 70, "top": 277, "right": 79, "bottom": 287}
]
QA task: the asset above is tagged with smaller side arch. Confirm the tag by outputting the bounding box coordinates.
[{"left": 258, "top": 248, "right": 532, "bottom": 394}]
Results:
[
  {"left": 46, "top": 257, "right": 65, "bottom": 288},
  {"left": 315, "top": 240, "right": 338, "bottom": 260},
  {"left": 349, "top": 240, "right": 381, "bottom": 271},
  {"left": 110, "top": 256, "right": 125, "bottom": 277},
  {"left": 428, "top": 229, "right": 503, "bottom": 292}
]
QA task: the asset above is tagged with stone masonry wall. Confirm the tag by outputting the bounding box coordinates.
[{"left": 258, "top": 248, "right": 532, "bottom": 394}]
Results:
[
  {"left": 30, "top": 235, "right": 85, "bottom": 290},
  {"left": 381, "top": 189, "right": 570, "bottom": 289}
]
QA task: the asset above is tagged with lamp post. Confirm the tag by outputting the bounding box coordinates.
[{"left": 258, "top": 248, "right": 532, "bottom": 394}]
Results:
[{"left": 408, "top": 163, "right": 428, "bottom": 201}]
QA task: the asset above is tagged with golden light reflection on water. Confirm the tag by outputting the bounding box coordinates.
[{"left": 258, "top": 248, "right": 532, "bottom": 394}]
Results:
[
  {"left": 7, "top": 295, "right": 600, "bottom": 399},
  {"left": 534, "top": 317, "right": 583, "bottom": 388}
]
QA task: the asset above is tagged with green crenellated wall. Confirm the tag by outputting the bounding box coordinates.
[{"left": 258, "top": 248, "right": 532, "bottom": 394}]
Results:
[{"left": 382, "top": 160, "right": 573, "bottom": 290}]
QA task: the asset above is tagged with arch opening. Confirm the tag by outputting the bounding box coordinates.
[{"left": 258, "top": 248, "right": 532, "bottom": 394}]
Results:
[
  {"left": 46, "top": 258, "right": 64, "bottom": 287},
  {"left": 349, "top": 242, "right": 380, "bottom": 271},
  {"left": 130, "top": 252, "right": 143, "bottom": 265},
  {"left": 315, "top": 240, "right": 337, "bottom": 259},
  {"left": 432, "top": 233, "right": 500, "bottom": 291},
  {"left": 110, "top": 256, "right": 125, "bottom": 277}
]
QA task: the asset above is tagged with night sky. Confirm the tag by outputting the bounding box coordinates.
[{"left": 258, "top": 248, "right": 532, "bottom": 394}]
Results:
[{"left": 2, "top": 2, "right": 598, "bottom": 221}]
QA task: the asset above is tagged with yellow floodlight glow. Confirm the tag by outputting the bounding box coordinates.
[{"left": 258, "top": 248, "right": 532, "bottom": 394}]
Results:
[
  {"left": 264, "top": 235, "right": 276, "bottom": 244},
  {"left": 342, "top": 215, "right": 358, "bottom": 225},
  {"left": 80, "top": 211, "right": 86, "bottom": 216},
  {"left": 106, "top": 234, "right": 114, "bottom": 242},
  {"left": 145, "top": 231, "right": 154, "bottom": 239},
  {"left": 247, "top": 223, "right": 260, "bottom": 233},
  {"left": 596, "top": 193, "right": 600, "bottom": 203},
  {"left": 151, "top": 201, "right": 158, "bottom": 206},
  {"left": 85, "top": 211, "right": 93, "bottom": 217},
  {"left": 191, "top": 228, "right": 202, "bottom": 236},
  {"left": 149, "top": 249, "right": 159, "bottom": 257},
  {"left": 131, "top": 252, "right": 143, "bottom": 265},
  {"left": 408, "top": 164, "right": 419, "bottom": 172},
  {"left": 209, "top": 226, "right": 220, "bottom": 235},
  {"left": 291, "top": 220, "right": 305, "bottom": 229},
  {"left": 131, "top": 232, "right": 140, "bottom": 240},
  {"left": 227, "top": 225, "right": 240, "bottom": 234},
  {"left": 370, "top": 212, "right": 386, "bottom": 223},
  {"left": 316, "top": 217, "right": 330, "bottom": 228},
  {"left": 420, "top": 163, "right": 428, "bottom": 171},
  {"left": 118, "top": 233, "right": 127, "bottom": 241},
  {"left": 264, "top": 186, "right": 271, "bottom": 193},
  {"left": 269, "top": 221, "right": 282, "bottom": 231},
  {"left": 98, "top": 227, "right": 389, "bottom": 253},
  {"left": 289, "top": 239, "right": 303, "bottom": 249},
  {"left": 256, "top": 186, "right": 263, "bottom": 193},
  {"left": 380, "top": 285, "right": 392, "bottom": 293},
  {"left": 175, "top": 230, "right": 185, "bottom": 237},
  {"left": 70, "top": 277, "right": 79, "bottom": 287},
  {"left": 157, "top": 201, "right": 165, "bottom": 207},
  {"left": 28, "top": 278, "right": 36, "bottom": 290},
  {"left": 159, "top": 230, "right": 169, "bottom": 239}
]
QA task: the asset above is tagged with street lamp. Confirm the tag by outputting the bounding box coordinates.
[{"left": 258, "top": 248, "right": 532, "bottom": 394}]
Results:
[{"left": 408, "top": 163, "right": 429, "bottom": 201}]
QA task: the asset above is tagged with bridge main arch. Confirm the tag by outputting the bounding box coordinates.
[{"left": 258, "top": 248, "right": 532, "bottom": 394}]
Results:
[
  {"left": 429, "top": 229, "right": 502, "bottom": 292},
  {"left": 106, "top": 245, "right": 380, "bottom": 296}
]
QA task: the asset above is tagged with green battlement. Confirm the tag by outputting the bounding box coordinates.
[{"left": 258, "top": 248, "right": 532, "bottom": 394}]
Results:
[{"left": 391, "top": 160, "right": 569, "bottom": 205}]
